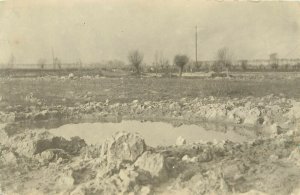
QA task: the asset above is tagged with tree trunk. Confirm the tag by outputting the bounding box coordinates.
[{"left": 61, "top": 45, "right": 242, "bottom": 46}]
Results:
[
  {"left": 226, "top": 67, "right": 229, "bottom": 77},
  {"left": 135, "top": 65, "right": 140, "bottom": 75},
  {"left": 179, "top": 66, "right": 183, "bottom": 77}
]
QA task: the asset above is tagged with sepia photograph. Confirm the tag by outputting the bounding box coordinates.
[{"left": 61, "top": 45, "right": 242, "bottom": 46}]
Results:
[{"left": 0, "top": 0, "right": 300, "bottom": 194}]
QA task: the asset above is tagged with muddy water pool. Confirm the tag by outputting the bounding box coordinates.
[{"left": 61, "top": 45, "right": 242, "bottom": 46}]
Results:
[{"left": 49, "top": 120, "right": 257, "bottom": 146}]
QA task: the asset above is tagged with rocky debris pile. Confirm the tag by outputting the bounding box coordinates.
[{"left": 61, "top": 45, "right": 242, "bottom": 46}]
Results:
[
  {"left": 0, "top": 95, "right": 292, "bottom": 129},
  {"left": 167, "top": 170, "right": 231, "bottom": 195},
  {"left": 1, "top": 118, "right": 300, "bottom": 194},
  {"left": 0, "top": 112, "right": 16, "bottom": 123},
  {"left": 67, "top": 132, "right": 170, "bottom": 195},
  {"left": 1, "top": 129, "right": 86, "bottom": 158},
  {"left": 71, "top": 167, "right": 154, "bottom": 195}
]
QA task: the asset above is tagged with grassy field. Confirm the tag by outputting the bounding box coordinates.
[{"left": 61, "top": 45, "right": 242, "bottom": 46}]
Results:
[{"left": 1, "top": 72, "right": 300, "bottom": 111}]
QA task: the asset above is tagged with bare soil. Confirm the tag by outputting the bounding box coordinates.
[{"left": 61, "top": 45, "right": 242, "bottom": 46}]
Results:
[{"left": 1, "top": 73, "right": 300, "bottom": 195}]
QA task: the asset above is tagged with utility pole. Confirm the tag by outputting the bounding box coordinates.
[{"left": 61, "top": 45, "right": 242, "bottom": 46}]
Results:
[{"left": 195, "top": 25, "right": 198, "bottom": 66}]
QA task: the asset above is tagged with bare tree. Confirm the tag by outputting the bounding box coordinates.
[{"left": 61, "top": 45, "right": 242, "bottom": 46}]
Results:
[
  {"left": 270, "top": 63, "right": 279, "bottom": 70},
  {"left": 154, "top": 51, "right": 169, "bottom": 75},
  {"left": 37, "top": 59, "right": 46, "bottom": 69},
  {"left": 154, "top": 51, "right": 160, "bottom": 75},
  {"left": 284, "top": 64, "right": 290, "bottom": 71},
  {"left": 241, "top": 60, "right": 248, "bottom": 71},
  {"left": 174, "top": 55, "right": 189, "bottom": 77},
  {"left": 53, "top": 57, "right": 61, "bottom": 69},
  {"left": 159, "top": 54, "right": 169, "bottom": 71},
  {"left": 128, "top": 50, "right": 143, "bottom": 75},
  {"left": 107, "top": 59, "right": 125, "bottom": 70},
  {"left": 216, "top": 47, "right": 233, "bottom": 76},
  {"left": 269, "top": 53, "right": 279, "bottom": 71}
]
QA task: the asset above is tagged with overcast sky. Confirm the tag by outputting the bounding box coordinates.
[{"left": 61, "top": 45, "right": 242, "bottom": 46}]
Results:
[{"left": 0, "top": 0, "right": 299, "bottom": 65}]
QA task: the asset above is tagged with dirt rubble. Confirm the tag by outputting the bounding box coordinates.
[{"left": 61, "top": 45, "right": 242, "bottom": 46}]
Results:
[
  {"left": 0, "top": 94, "right": 294, "bottom": 132},
  {"left": 0, "top": 95, "right": 300, "bottom": 194}
]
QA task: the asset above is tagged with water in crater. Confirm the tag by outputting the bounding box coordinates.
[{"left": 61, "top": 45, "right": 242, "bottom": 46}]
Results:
[{"left": 49, "top": 120, "right": 257, "bottom": 146}]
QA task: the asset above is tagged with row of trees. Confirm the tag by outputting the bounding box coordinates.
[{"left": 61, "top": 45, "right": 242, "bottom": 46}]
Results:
[
  {"left": 12, "top": 47, "right": 297, "bottom": 74},
  {"left": 36, "top": 58, "right": 82, "bottom": 69},
  {"left": 128, "top": 47, "right": 300, "bottom": 76},
  {"left": 128, "top": 47, "right": 232, "bottom": 77},
  {"left": 128, "top": 50, "right": 190, "bottom": 77}
]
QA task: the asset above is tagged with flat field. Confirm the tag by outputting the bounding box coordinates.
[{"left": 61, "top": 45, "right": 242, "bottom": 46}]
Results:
[
  {"left": 1, "top": 71, "right": 300, "bottom": 195},
  {"left": 1, "top": 72, "right": 300, "bottom": 110}
]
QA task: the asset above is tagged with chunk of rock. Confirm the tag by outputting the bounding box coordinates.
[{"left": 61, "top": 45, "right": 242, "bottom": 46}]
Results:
[
  {"left": 270, "top": 123, "right": 283, "bottom": 135},
  {"left": 263, "top": 116, "right": 273, "bottom": 126},
  {"left": 197, "top": 148, "right": 213, "bottom": 162},
  {"left": 118, "top": 168, "right": 152, "bottom": 188},
  {"left": 264, "top": 123, "right": 283, "bottom": 136},
  {"left": 132, "top": 100, "right": 139, "bottom": 104},
  {"left": 140, "top": 186, "right": 152, "bottom": 195},
  {"left": 80, "top": 145, "right": 102, "bottom": 159},
  {"left": 7, "top": 130, "right": 86, "bottom": 157},
  {"left": 70, "top": 185, "right": 86, "bottom": 195},
  {"left": 36, "top": 149, "right": 70, "bottom": 164},
  {"left": 57, "top": 175, "right": 75, "bottom": 190},
  {"left": 244, "top": 115, "right": 264, "bottom": 125},
  {"left": 33, "top": 110, "right": 49, "bottom": 120},
  {"left": 285, "top": 102, "right": 300, "bottom": 120},
  {"left": 182, "top": 155, "right": 197, "bottom": 163},
  {"left": 38, "top": 149, "right": 55, "bottom": 163},
  {"left": 119, "top": 168, "right": 139, "bottom": 186},
  {"left": 101, "top": 132, "right": 146, "bottom": 166},
  {"left": 176, "top": 136, "right": 186, "bottom": 146},
  {"left": 1, "top": 113, "right": 15, "bottom": 123},
  {"left": 0, "top": 125, "right": 9, "bottom": 145},
  {"left": 240, "top": 107, "right": 263, "bottom": 125},
  {"left": 178, "top": 171, "right": 230, "bottom": 195},
  {"left": 0, "top": 151, "right": 17, "bottom": 165},
  {"left": 289, "top": 147, "right": 300, "bottom": 166},
  {"left": 238, "top": 190, "right": 269, "bottom": 195},
  {"left": 68, "top": 73, "right": 74, "bottom": 79},
  {"left": 222, "top": 161, "right": 248, "bottom": 179},
  {"left": 134, "top": 151, "right": 167, "bottom": 181},
  {"left": 269, "top": 154, "right": 279, "bottom": 161}
]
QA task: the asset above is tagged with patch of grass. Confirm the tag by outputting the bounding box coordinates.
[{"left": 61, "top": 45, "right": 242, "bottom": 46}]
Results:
[{"left": 0, "top": 76, "right": 299, "bottom": 110}]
